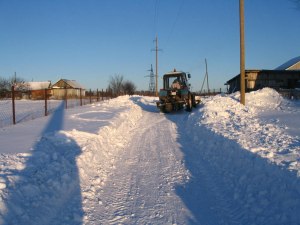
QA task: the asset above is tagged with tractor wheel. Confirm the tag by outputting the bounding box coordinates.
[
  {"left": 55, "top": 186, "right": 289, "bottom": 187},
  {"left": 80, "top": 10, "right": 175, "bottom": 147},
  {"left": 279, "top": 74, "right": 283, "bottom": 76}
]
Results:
[
  {"left": 159, "top": 106, "right": 166, "bottom": 113},
  {"left": 192, "top": 94, "right": 197, "bottom": 107},
  {"left": 186, "top": 94, "right": 192, "bottom": 112},
  {"left": 165, "top": 104, "right": 173, "bottom": 113}
]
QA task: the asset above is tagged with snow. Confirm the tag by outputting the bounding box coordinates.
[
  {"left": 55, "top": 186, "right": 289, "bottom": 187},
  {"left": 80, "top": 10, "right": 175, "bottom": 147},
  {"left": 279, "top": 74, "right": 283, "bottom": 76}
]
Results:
[
  {"left": 0, "top": 88, "right": 299, "bottom": 224},
  {"left": 26, "top": 81, "right": 51, "bottom": 90},
  {"left": 0, "top": 100, "right": 62, "bottom": 128}
]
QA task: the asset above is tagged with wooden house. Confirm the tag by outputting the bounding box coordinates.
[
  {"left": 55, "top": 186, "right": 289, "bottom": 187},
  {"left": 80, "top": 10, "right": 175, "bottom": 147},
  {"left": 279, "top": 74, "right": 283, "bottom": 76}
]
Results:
[
  {"left": 51, "top": 79, "right": 85, "bottom": 99},
  {"left": 225, "top": 56, "right": 300, "bottom": 93},
  {"left": 28, "top": 81, "right": 52, "bottom": 99},
  {"left": 15, "top": 81, "right": 51, "bottom": 99}
]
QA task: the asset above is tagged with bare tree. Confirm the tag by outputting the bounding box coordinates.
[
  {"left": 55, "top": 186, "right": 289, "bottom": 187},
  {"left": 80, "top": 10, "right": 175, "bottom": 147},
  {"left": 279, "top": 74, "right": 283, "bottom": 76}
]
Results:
[
  {"left": 0, "top": 77, "right": 9, "bottom": 90},
  {"left": 0, "top": 77, "right": 9, "bottom": 97},
  {"left": 0, "top": 75, "right": 27, "bottom": 98},
  {"left": 108, "top": 74, "right": 124, "bottom": 96},
  {"left": 123, "top": 80, "right": 136, "bottom": 96}
]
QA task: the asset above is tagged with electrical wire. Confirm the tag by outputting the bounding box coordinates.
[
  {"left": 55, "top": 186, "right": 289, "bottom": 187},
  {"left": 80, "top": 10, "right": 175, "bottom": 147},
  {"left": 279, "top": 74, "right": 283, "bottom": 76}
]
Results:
[
  {"left": 153, "top": 0, "right": 159, "bottom": 36},
  {"left": 164, "top": 0, "right": 185, "bottom": 50}
]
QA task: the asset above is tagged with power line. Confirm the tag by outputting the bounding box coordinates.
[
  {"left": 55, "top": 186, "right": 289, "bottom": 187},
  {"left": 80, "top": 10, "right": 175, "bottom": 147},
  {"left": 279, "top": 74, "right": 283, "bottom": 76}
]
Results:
[
  {"left": 153, "top": 0, "right": 159, "bottom": 35},
  {"left": 165, "top": 0, "right": 184, "bottom": 49}
]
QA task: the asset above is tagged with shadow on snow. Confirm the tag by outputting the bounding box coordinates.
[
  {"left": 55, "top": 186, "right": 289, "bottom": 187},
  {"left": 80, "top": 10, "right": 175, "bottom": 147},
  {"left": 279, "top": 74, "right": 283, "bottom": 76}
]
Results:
[
  {"left": 129, "top": 96, "right": 160, "bottom": 113},
  {"left": 1, "top": 102, "right": 84, "bottom": 225},
  {"left": 166, "top": 112, "right": 300, "bottom": 225}
]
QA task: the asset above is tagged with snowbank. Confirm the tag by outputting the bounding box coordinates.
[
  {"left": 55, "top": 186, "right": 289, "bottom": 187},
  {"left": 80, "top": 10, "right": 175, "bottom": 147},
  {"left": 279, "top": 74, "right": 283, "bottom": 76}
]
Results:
[
  {"left": 0, "top": 96, "right": 143, "bottom": 224},
  {"left": 0, "top": 91, "right": 299, "bottom": 224},
  {"left": 181, "top": 88, "right": 300, "bottom": 224},
  {"left": 75, "top": 96, "right": 143, "bottom": 201},
  {"left": 200, "top": 88, "right": 300, "bottom": 173},
  {"left": 232, "top": 87, "right": 283, "bottom": 111}
]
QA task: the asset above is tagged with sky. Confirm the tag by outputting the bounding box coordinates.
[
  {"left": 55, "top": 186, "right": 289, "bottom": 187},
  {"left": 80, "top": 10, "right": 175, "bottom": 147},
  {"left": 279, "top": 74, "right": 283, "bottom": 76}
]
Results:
[{"left": 0, "top": 0, "right": 299, "bottom": 91}]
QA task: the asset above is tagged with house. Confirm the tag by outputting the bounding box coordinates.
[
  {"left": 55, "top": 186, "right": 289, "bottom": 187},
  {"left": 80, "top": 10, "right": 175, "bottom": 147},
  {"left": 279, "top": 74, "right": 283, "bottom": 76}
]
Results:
[
  {"left": 51, "top": 79, "right": 85, "bottom": 99},
  {"left": 27, "top": 81, "right": 51, "bottom": 99},
  {"left": 15, "top": 81, "right": 51, "bottom": 99},
  {"left": 225, "top": 56, "right": 300, "bottom": 93}
]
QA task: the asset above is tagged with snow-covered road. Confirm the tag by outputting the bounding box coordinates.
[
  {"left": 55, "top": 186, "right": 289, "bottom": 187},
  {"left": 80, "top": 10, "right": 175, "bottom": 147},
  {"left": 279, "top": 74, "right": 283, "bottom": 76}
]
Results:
[
  {"left": 86, "top": 100, "right": 190, "bottom": 224},
  {"left": 0, "top": 89, "right": 300, "bottom": 225}
]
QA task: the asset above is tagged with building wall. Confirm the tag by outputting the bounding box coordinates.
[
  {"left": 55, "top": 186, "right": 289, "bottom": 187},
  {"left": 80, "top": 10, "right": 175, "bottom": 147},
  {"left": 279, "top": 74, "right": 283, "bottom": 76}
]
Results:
[
  {"left": 51, "top": 88, "right": 85, "bottom": 99},
  {"left": 31, "top": 89, "right": 52, "bottom": 100},
  {"left": 254, "top": 71, "right": 300, "bottom": 90},
  {"left": 227, "top": 70, "right": 300, "bottom": 93},
  {"left": 288, "top": 62, "right": 300, "bottom": 70}
]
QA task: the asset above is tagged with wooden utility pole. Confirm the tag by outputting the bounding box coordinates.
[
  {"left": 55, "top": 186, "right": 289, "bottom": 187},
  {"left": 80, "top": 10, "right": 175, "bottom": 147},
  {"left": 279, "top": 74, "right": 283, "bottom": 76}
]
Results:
[
  {"left": 11, "top": 85, "right": 16, "bottom": 125},
  {"left": 44, "top": 89, "right": 48, "bottom": 116},
  {"left": 155, "top": 36, "right": 159, "bottom": 96},
  {"left": 240, "top": 0, "right": 246, "bottom": 105}
]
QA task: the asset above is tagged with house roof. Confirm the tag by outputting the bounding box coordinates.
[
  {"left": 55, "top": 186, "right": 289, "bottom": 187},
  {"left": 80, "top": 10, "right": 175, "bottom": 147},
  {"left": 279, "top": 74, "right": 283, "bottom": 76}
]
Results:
[
  {"left": 26, "top": 81, "right": 51, "bottom": 90},
  {"left": 275, "top": 56, "right": 300, "bottom": 70},
  {"left": 52, "top": 79, "right": 85, "bottom": 89},
  {"left": 63, "top": 79, "right": 85, "bottom": 89}
]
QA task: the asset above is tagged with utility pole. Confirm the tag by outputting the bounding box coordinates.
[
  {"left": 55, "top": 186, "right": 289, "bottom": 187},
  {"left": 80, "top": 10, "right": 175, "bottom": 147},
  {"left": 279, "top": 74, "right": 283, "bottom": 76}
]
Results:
[
  {"left": 239, "top": 0, "right": 246, "bottom": 105},
  {"left": 155, "top": 36, "right": 158, "bottom": 96},
  {"left": 205, "top": 58, "right": 210, "bottom": 93},
  {"left": 152, "top": 35, "right": 162, "bottom": 97},
  {"left": 200, "top": 59, "right": 210, "bottom": 94}
]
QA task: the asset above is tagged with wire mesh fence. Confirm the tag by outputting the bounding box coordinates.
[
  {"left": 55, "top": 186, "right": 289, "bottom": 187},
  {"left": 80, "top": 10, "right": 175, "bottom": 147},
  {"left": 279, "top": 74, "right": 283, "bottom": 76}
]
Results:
[{"left": 0, "top": 87, "right": 113, "bottom": 128}]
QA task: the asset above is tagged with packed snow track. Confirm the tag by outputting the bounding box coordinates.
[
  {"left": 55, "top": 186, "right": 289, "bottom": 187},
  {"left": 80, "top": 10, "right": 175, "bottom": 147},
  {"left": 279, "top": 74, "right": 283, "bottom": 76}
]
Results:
[{"left": 0, "top": 89, "right": 299, "bottom": 225}]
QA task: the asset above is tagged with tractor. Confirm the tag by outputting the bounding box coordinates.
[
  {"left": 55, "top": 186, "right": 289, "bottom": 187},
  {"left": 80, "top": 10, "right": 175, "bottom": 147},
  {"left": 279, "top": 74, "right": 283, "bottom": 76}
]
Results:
[{"left": 156, "top": 69, "right": 200, "bottom": 113}]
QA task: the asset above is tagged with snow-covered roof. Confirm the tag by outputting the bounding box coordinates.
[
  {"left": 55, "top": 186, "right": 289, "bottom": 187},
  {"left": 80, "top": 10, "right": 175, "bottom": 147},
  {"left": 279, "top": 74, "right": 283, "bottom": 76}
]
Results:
[
  {"left": 63, "top": 79, "right": 85, "bottom": 89},
  {"left": 26, "top": 81, "right": 51, "bottom": 90},
  {"left": 275, "top": 56, "right": 300, "bottom": 70},
  {"left": 52, "top": 79, "right": 85, "bottom": 89}
]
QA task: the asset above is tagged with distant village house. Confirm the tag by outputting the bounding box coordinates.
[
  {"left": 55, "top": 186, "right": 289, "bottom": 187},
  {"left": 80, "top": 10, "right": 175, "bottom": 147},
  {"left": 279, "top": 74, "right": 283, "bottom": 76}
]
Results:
[
  {"left": 15, "top": 81, "right": 51, "bottom": 100},
  {"left": 51, "top": 79, "right": 85, "bottom": 99}
]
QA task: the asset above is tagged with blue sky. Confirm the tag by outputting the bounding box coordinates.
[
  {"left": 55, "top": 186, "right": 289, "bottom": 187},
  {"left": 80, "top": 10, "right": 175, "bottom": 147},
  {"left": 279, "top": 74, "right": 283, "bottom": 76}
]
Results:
[{"left": 0, "top": 0, "right": 299, "bottom": 91}]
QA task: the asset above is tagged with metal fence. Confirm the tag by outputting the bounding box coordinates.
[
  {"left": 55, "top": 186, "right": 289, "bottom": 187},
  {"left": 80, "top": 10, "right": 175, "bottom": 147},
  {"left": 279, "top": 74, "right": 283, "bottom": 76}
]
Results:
[{"left": 0, "top": 87, "right": 113, "bottom": 128}]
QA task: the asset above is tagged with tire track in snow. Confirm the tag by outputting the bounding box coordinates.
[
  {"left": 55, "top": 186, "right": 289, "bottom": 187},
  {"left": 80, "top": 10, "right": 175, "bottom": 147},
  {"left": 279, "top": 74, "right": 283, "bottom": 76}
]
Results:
[
  {"left": 86, "top": 97, "right": 249, "bottom": 224},
  {"left": 87, "top": 110, "right": 191, "bottom": 224}
]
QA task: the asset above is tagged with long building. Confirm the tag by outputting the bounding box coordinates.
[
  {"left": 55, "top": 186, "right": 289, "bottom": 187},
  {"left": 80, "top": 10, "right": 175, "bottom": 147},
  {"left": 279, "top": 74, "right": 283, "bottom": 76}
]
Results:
[{"left": 225, "top": 56, "right": 300, "bottom": 93}]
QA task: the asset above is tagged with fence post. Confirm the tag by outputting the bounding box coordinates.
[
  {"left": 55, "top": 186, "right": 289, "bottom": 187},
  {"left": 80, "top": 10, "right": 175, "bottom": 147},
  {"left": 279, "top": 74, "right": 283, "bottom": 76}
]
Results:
[
  {"left": 101, "top": 89, "right": 104, "bottom": 101},
  {"left": 89, "top": 89, "right": 92, "bottom": 104},
  {"left": 11, "top": 85, "right": 16, "bottom": 125},
  {"left": 65, "top": 87, "right": 68, "bottom": 109},
  {"left": 96, "top": 89, "right": 99, "bottom": 102},
  {"left": 80, "top": 88, "right": 82, "bottom": 106},
  {"left": 44, "top": 89, "right": 48, "bottom": 116}
]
